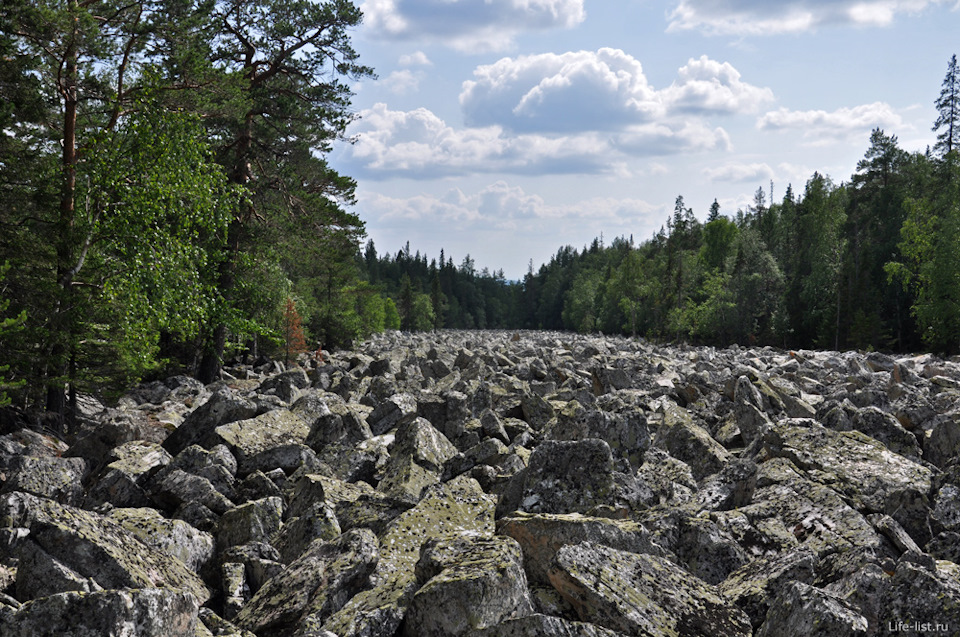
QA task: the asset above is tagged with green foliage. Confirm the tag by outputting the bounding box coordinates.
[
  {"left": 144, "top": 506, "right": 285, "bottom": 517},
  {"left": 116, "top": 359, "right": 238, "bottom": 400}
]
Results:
[{"left": 0, "top": 262, "right": 27, "bottom": 407}]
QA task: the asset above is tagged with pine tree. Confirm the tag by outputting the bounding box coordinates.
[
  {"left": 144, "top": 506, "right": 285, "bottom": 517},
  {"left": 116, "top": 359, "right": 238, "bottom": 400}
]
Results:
[{"left": 934, "top": 54, "right": 960, "bottom": 158}]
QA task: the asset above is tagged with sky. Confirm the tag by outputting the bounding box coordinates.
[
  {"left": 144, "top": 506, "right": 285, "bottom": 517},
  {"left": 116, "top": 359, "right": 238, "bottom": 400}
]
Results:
[{"left": 330, "top": 0, "right": 960, "bottom": 280}]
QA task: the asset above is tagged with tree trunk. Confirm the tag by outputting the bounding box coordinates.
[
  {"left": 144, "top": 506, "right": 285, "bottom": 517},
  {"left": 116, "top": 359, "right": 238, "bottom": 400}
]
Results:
[{"left": 46, "top": 11, "right": 80, "bottom": 428}]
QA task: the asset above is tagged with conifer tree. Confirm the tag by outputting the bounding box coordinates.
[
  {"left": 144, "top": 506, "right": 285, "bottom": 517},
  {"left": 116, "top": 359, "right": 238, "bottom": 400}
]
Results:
[{"left": 934, "top": 54, "right": 960, "bottom": 158}]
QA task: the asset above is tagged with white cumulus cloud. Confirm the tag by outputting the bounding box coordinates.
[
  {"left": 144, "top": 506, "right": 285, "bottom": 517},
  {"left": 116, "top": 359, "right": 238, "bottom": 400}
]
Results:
[
  {"left": 667, "top": 0, "right": 951, "bottom": 36},
  {"left": 398, "top": 51, "right": 433, "bottom": 67},
  {"left": 757, "top": 102, "right": 904, "bottom": 141},
  {"left": 361, "top": 0, "right": 585, "bottom": 51},
  {"left": 704, "top": 162, "right": 775, "bottom": 183},
  {"left": 662, "top": 55, "right": 775, "bottom": 114},
  {"left": 339, "top": 103, "right": 733, "bottom": 179},
  {"left": 460, "top": 50, "right": 769, "bottom": 133}
]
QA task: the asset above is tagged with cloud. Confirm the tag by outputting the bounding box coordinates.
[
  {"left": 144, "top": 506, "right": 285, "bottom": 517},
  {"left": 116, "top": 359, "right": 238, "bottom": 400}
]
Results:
[
  {"left": 460, "top": 50, "right": 769, "bottom": 134},
  {"left": 460, "top": 49, "right": 663, "bottom": 133},
  {"left": 340, "top": 103, "right": 732, "bottom": 179},
  {"left": 398, "top": 51, "right": 432, "bottom": 67},
  {"left": 361, "top": 0, "right": 585, "bottom": 51},
  {"left": 383, "top": 70, "right": 421, "bottom": 95},
  {"left": 757, "top": 102, "right": 904, "bottom": 141},
  {"left": 667, "top": 0, "right": 950, "bottom": 36},
  {"left": 704, "top": 162, "right": 775, "bottom": 183},
  {"left": 359, "top": 182, "right": 660, "bottom": 231},
  {"left": 662, "top": 55, "right": 775, "bottom": 114},
  {"left": 340, "top": 103, "right": 614, "bottom": 178}
]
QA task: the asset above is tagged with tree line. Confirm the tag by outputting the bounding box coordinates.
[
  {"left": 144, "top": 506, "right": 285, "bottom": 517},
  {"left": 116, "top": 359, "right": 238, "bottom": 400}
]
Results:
[{"left": 363, "top": 55, "right": 960, "bottom": 357}]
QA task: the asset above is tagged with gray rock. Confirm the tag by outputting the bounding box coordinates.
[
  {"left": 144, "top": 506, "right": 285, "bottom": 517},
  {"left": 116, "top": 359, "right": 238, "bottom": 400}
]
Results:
[
  {"left": 761, "top": 419, "right": 934, "bottom": 512},
  {"left": 545, "top": 403, "right": 649, "bottom": 470},
  {"left": 756, "top": 581, "right": 868, "bottom": 636},
  {"left": 86, "top": 441, "right": 171, "bottom": 508},
  {"left": 234, "top": 528, "right": 379, "bottom": 637},
  {"left": 652, "top": 400, "right": 732, "bottom": 481},
  {"left": 403, "top": 534, "right": 534, "bottom": 637},
  {"left": 719, "top": 548, "right": 818, "bottom": 627},
  {"left": 926, "top": 417, "right": 960, "bottom": 469},
  {"left": 0, "top": 491, "right": 209, "bottom": 603},
  {"left": 368, "top": 393, "right": 418, "bottom": 436},
  {"left": 548, "top": 542, "right": 751, "bottom": 637},
  {"left": 163, "top": 386, "right": 258, "bottom": 455},
  {"left": 0, "top": 456, "right": 86, "bottom": 505},
  {"left": 214, "top": 409, "right": 311, "bottom": 475},
  {"left": 497, "top": 511, "right": 669, "bottom": 586},
  {"left": 217, "top": 496, "right": 283, "bottom": 549},
  {"left": 468, "top": 614, "right": 627, "bottom": 637},
  {"left": 274, "top": 501, "right": 341, "bottom": 564},
  {"left": 150, "top": 467, "right": 234, "bottom": 516},
  {"left": 106, "top": 507, "right": 215, "bottom": 572},
  {"left": 1, "top": 588, "right": 198, "bottom": 637},
  {"left": 322, "top": 475, "right": 495, "bottom": 637},
  {"left": 502, "top": 438, "right": 618, "bottom": 516}
]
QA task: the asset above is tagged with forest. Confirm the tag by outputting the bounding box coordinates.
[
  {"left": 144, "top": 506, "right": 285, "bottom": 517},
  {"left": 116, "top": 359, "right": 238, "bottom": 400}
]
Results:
[{"left": 1, "top": 0, "right": 959, "bottom": 425}]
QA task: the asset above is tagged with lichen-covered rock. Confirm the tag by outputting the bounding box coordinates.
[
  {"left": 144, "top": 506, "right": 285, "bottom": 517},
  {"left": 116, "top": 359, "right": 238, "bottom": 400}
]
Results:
[
  {"left": 234, "top": 528, "right": 378, "bottom": 637},
  {"left": 162, "top": 386, "right": 258, "bottom": 455},
  {"left": 217, "top": 496, "right": 283, "bottom": 549},
  {"left": 86, "top": 441, "right": 171, "bottom": 508},
  {"left": 467, "top": 614, "right": 628, "bottom": 637},
  {"left": 925, "top": 417, "right": 960, "bottom": 469},
  {"left": 719, "top": 548, "right": 818, "bottom": 627},
  {"left": 548, "top": 542, "right": 751, "bottom": 637},
  {"left": 0, "top": 456, "right": 86, "bottom": 505},
  {"left": 876, "top": 557, "right": 960, "bottom": 635},
  {"left": 0, "top": 588, "right": 198, "bottom": 637},
  {"left": 760, "top": 419, "right": 933, "bottom": 512},
  {"left": 652, "top": 400, "right": 732, "bottom": 481},
  {"left": 402, "top": 534, "right": 533, "bottom": 636},
  {"left": 756, "top": 581, "right": 869, "bottom": 636},
  {"left": 215, "top": 409, "right": 310, "bottom": 475},
  {"left": 106, "top": 507, "right": 214, "bottom": 572},
  {"left": 496, "top": 512, "right": 669, "bottom": 586},
  {"left": 274, "top": 501, "right": 341, "bottom": 564},
  {"left": 0, "top": 491, "right": 209, "bottom": 603},
  {"left": 388, "top": 417, "right": 458, "bottom": 474},
  {"left": 322, "top": 475, "right": 495, "bottom": 637},
  {"left": 545, "top": 404, "right": 650, "bottom": 470},
  {"left": 500, "top": 438, "right": 618, "bottom": 516},
  {"left": 367, "top": 393, "right": 418, "bottom": 436},
  {"left": 149, "top": 467, "right": 234, "bottom": 516}
]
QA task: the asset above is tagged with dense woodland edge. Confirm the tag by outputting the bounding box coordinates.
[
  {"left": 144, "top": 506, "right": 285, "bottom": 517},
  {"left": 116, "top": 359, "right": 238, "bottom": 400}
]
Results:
[{"left": 1, "top": 1, "right": 959, "bottom": 428}]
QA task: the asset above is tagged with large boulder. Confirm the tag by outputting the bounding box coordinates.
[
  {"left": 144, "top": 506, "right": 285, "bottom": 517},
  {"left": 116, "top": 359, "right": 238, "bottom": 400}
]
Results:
[
  {"left": 652, "top": 401, "right": 732, "bottom": 481},
  {"left": 548, "top": 542, "right": 751, "bottom": 637},
  {"left": 214, "top": 409, "right": 311, "bottom": 475},
  {"left": 105, "top": 507, "right": 215, "bottom": 572},
  {"left": 162, "top": 386, "right": 258, "bottom": 455},
  {"left": 496, "top": 512, "right": 669, "bottom": 586},
  {"left": 322, "top": 475, "right": 495, "bottom": 637},
  {"left": 760, "top": 419, "right": 934, "bottom": 512},
  {"left": 402, "top": 535, "right": 534, "bottom": 636},
  {"left": 0, "top": 588, "right": 198, "bottom": 637},
  {"left": 498, "top": 439, "right": 620, "bottom": 516},
  {"left": 0, "top": 491, "right": 210, "bottom": 603},
  {"left": 756, "top": 581, "right": 869, "bottom": 637},
  {"left": 0, "top": 455, "right": 86, "bottom": 505},
  {"left": 234, "top": 528, "right": 379, "bottom": 636}
]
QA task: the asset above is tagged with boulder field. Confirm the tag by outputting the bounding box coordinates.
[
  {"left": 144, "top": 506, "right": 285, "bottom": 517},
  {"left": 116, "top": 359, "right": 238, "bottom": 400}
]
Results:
[{"left": 2, "top": 329, "right": 960, "bottom": 636}]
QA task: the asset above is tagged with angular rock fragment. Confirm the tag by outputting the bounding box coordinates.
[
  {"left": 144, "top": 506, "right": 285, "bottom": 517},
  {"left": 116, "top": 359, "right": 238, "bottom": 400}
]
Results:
[
  {"left": 548, "top": 542, "right": 751, "bottom": 637},
  {"left": 234, "top": 528, "right": 378, "bottom": 636},
  {"left": 163, "top": 386, "right": 258, "bottom": 455},
  {"left": 497, "top": 511, "right": 669, "bottom": 586},
  {"left": 0, "top": 588, "right": 198, "bottom": 637},
  {"left": 0, "top": 491, "right": 209, "bottom": 603},
  {"left": 402, "top": 535, "right": 533, "bottom": 636},
  {"left": 756, "top": 581, "right": 868, "bottom": 637}
]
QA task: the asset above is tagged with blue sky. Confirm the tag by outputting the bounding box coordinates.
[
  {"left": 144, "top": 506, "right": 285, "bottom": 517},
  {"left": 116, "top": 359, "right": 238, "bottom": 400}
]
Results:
[{"left": 330, "top": 0, "right": 960, "bottom": 279}]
